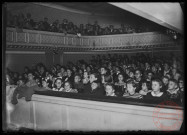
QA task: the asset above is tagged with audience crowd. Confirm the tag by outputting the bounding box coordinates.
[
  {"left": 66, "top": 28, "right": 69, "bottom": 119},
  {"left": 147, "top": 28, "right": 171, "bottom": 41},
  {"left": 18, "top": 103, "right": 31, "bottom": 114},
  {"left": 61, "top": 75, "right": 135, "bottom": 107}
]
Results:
[
  {"left": 7, "top": 12, "right": 166, "bottom": 36},
  {"left": 5, "top": 52, "right": 184, "bottom": 105}
]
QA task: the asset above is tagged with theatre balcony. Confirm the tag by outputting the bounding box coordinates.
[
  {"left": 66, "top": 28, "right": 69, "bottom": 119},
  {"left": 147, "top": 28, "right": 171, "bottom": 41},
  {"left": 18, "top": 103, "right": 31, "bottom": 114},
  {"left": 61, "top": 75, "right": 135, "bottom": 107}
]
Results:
[{"left": 6, "top": 27, "right": 183, "bottom": 51}]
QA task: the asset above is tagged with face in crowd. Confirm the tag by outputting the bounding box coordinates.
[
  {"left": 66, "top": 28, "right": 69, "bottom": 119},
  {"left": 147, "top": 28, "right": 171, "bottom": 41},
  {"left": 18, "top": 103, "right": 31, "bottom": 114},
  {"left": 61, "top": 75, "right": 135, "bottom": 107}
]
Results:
[
  {"left": 152, "top": 81, "right": 162, "bottom": 92},
  {"left": 105, "top": 85, "right": 115, "bottom": 96},
  {"left": 55, "top": 79, "right": 63, "bottom": 88},
  {"left": 89, "top": 74, "right": 97, "bottom": 83},
  {"left": 91, "top": 82, "right": 98, "bottom": 90},
  {"left": 28, "top": 73, "right": 34, "bottom": 81},
  {"left": 126, "top": 83, "right": 136, "bottom": 95},
  {"left": 64, "top": 82, "right": 71, "bottom": 91},
  {"left": 74, "top": 75, "right": 81, "bottom": 83}
]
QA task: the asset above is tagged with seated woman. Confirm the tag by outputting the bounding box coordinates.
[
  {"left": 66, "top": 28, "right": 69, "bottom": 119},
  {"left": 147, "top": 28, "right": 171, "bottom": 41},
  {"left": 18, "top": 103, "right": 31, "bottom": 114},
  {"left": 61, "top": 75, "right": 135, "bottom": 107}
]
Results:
[
  {"left": 139, "top": 80, "right": 152, "bottom": 95},
  {"left": 62, "top": 81, "right": 78, "bottom": 93},
  {"left": 144, "top": 79, "right": 167, "bottom": 101},
  {"left": 105, "top": 83, "right": 116, "bottom": 97},
  {"left": 52, "top": 78, "right": 64, "bottom": 91},
  {"left": 123, "top": 80, "right": 142, "bottom": 99}
]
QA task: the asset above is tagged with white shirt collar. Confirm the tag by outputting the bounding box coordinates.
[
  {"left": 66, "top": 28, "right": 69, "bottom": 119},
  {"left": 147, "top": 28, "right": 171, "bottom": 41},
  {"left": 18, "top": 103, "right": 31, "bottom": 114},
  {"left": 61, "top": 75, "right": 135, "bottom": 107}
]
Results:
[
  {"left": 151, "top": 91, "right": 163, "bottom": 97},
  {"left": 167, "top": 88, "right": 179, "bottom": 94}
]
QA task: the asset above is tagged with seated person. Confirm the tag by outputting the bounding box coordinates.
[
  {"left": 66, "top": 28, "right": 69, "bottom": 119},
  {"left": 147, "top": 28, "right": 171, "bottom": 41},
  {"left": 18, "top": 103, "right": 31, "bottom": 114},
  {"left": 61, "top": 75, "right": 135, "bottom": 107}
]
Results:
[
  {"left": 25, "top": 72, "right": 38, "bottom": 87},
  {"left": 87, "top": 80, "right": 104, "bottom": 96},
  {"left": 52, "top": 78, "right": 64, "bottom": 91},
  {"left": 12, "top": 72, "right": 39, "bottom": 102},
  {"left": 123, "top": 80, "right": 142, "bottom": 99},
  {"left": 114, "top": 73, "right": 126, "bottom": 97},
  {"left": 139, "top": 80, "right": 152, "bottom": 95},
  {"left": 73, "top": 74, "right": 84, "bottom": 93},
  {"left": 161, "top": 76, "right": 169, "bottom": 92},
  {"left": 166, "top": 79, "right": 181, "bottom": 101},
  {"left": 146, "top": 70, "right": 153, "bottom": 83},
  {"left": 11, "top": 78, "right": 27, "bottom": 104},
  {"left": 83, "top": 72, "right": 100, "bottom": 94},
  {"left": 105, "top": 83, "right": 116, "bottom": 97},
  {"left": 134, "top": 69, "right": 143, "bottom": 93},
  {"left": 34, "top": 78, "right": 52, "bottom": 91},
  {"left": 178, "top": 78, "right": 184, "bottom": 92},
  {"left": 178, "top": 78, "right": 184, "bottom": 104},
  {"left": 144, "top": 79, "right": 167, "bottom": 101},
  {"left": 62, "top": 81, "right": 78, "bottom": 93},
  {"left": 82, "top": 71, "right": 89, "bottom": 85}
]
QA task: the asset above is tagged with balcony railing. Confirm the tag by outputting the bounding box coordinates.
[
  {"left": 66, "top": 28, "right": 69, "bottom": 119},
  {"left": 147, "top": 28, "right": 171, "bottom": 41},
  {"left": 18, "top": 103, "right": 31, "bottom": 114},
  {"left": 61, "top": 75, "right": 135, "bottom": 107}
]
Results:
[{"left": 6, "top": 27, "right": 181, "bottom": 49}]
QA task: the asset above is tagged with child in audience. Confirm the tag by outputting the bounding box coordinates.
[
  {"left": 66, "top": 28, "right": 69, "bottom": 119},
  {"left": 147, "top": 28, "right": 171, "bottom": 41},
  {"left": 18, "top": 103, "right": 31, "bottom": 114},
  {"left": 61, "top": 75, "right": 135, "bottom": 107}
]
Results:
[
  {"left": 166, "top": 79, "right": 181, "bottom": 101},
  {"left": 171, "top": 68, "right": 181, "bottom": 81},
  {"left": 123, "top": 80, "right": 142, "bottom": 99},
  {"left": 163, "top": 62, "right": 171, "bottom": 76},
  {"left": 127, "top": 69, "right": 135, "bottom": 81},
  {"left": 45, "top": 72, "right": 53, "bottom": 89},
  {"left": 73, "top": 74, "right": 84, "bottom": 93},
  {"left": 162, "top": 76, "right": 169, "bottom": 92},
  {"left": 105, "top": 83, "right": 116, "bottom": 96},
  {"left": 62, "top": 81, "right": 78, "bottom": 93},
  {"left": 34, "top": 78, "right": 52, "bottom": 91},
  {"left": 83, "top": 72, "right": 101, "bottom": 93},
  {"left": 25, "top": 72, "right": 37, "bottom": 87},
  {"left": 89, "top": 80, "right": 104, "bottom": 96},
  {"left": 144, "top": 79, "right": 167, "bottom": 101},
  {"left": 139, "top": 80, "right": 152, "bottom": 95},
  {"left": 146, "top": 70, "right": 153, "bottom": 83},
  {"left": 41, "top": 79, "right": 52, "bottom": 90},
  {"left": 52, "top": 78, "right": 64, "bottom": 91},
  {"left": 134, "top": 69, "right": 143, "bottom": 92},
  {"left": 114, "top": 73, "right": 126, "bottom": 97},
  {"left": 64, "top": 68, "right": 74, "bottom": 84},
  {"left": 82, "top": 71, "right": 89, "bottom": 84},
  {"left": 178, "top": 78, "right": 184, "bottom": 104},
  {"left": 178, "top": 78, "right": 184, "bottom": 92}
]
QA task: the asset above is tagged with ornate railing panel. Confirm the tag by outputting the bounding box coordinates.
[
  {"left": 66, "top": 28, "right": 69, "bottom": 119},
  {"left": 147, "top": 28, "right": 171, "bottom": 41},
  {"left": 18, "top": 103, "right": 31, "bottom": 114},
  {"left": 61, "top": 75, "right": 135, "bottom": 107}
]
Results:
[{"left": 6, "top": 27, "right": 182, "bottom": 50}]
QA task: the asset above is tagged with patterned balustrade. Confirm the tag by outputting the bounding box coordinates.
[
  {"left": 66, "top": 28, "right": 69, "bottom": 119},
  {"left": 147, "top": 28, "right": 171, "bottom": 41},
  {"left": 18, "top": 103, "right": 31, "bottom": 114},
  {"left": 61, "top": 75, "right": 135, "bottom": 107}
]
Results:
[{"left": 6, "top": 27, "right": 182, "bottom": 50}]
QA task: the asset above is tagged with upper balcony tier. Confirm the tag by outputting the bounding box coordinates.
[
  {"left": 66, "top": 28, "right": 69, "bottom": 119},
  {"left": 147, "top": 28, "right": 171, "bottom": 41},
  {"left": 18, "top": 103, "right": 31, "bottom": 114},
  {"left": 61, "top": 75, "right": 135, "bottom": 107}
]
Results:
[{"left": 6, "top": 27, "right": 183, "bottom": 51}]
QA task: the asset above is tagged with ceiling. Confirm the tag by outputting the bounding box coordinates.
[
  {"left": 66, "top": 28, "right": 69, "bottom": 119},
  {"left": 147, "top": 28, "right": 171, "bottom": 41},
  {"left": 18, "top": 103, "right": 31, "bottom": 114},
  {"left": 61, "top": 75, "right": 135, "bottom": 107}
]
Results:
[{"left": 109, "top": 2, "right": 183, "bottom": 34}]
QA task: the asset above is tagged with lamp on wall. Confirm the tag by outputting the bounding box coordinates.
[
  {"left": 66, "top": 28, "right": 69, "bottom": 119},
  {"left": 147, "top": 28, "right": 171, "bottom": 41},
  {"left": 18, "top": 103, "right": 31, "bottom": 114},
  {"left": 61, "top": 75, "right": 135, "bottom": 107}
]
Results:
[{"left": 166, "top": 29, "right": 178, "bottom": 40}]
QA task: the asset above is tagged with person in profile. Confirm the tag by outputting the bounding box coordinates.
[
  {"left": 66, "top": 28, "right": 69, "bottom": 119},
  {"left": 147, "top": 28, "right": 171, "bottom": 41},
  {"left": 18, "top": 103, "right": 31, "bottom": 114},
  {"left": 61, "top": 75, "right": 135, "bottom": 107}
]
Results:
[
  {"left": 139, "top": 80, "right": 152, "bottom": 95},
  {"left": 123, "top": 80, "right": 142, "bottom": 99}
]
